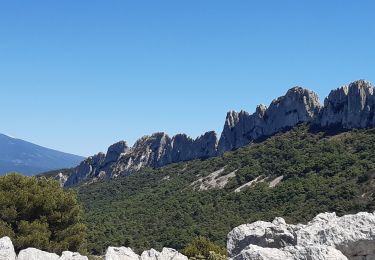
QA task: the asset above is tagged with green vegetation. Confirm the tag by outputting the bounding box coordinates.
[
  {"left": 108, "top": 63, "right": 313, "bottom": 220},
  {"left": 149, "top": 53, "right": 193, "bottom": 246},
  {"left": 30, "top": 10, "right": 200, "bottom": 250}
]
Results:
[
  {"left": 0, "top": 174, "right": 87, "bottom": 254},
  {"left": 182, "top": 236, "right": 226, "bottom": 259},
  {"left": 74, "top": 125, "right": 375, "bottom": 254}
]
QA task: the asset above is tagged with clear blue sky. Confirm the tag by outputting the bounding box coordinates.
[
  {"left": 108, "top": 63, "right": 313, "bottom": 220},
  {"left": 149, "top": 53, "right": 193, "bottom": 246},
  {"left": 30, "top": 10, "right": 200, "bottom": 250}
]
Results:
[{"left": 0, "top": 0, "right": 374, "bottom": 156}]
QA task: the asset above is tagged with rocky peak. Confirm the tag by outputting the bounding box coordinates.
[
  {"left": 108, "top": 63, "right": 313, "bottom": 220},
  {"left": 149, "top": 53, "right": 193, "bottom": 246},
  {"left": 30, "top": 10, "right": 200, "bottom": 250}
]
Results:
[
  {"left": 217, "top": 86, "right": 321, "bottom": 154},
  {"left": 225, "top": 111, "right": 240, "bottom": 129},
  {"left": 227, "top": 211, "right": 375, "bottom": 260},
  {"left": 255, "top": 104, "right": 267, "bottom": 116},
  {"left": 320, "top": 79, "right": 375, "bottom": 128},
  {"left": 64, "top": 152, "right": 106, "bottom": 187},
  {"left": 192, "top": 131, "right": 218, "bottom": 159},
  {"left": 104, "top": 141, "right": 129, "bottom": 164},
  {"left": 66, "top": 80, "right": 375, "bottom": 187}
]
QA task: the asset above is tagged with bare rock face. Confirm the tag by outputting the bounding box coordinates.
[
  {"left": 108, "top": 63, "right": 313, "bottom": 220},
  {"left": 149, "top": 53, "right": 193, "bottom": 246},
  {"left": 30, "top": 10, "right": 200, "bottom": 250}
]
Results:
[
  {"left": 66, "top": 80, "right": 375, "bottom": 187},
  {"left": 17, "top": 248, "right": 59, "bottom": 260},
  {"left": 232, "top": 245, "right": 347, "bottom": 260},
  {"left": 53, "top": 172, "right": 70, "bottom": 187},
  {"left": 65, "top": 131, "right": 218, "bottom": 187},
  {"left": 227, "top": 217, "right": 298, "bottom": 257},
  {"left": 140, "top": 248, "right": 188, "bottom": 260},
  {"left": 264, "top": 87, "right": 321, "bottom": 135},
  {"left": 320, "top": 80, "right": 375, "bottom": 129},
  {"left": 60, "top": 251, "right": 89, "bottom": 260},
  {"left": 227, "top": 211, "right": 375, "bottom": 260},
  {"left": 105, "top": 247, "right": 188, "bottom": 260},
  {"left": 0, "top": 237, "right": 16, "bottom": 260},
  {"left": 65, "top": 152, "right": 106, "bottom": 187},
  {"left": 105, "top": 247, "right": 140, "bottom": 260},
  {"left": 104, "top": 141, "right": 130, "bottom": 165},
  {"left": 297, "top": 212, "right": 375, "bottom": 258},
  {"left": 217, "top": 87, "right": 321, "bottom": 154}
]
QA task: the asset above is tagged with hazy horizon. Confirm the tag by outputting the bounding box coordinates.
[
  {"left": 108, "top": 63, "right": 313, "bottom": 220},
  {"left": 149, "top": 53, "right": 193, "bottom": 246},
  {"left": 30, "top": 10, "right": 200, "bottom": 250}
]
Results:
[{"left": 1, "top": 0, "right": 374, "bottom": 156}]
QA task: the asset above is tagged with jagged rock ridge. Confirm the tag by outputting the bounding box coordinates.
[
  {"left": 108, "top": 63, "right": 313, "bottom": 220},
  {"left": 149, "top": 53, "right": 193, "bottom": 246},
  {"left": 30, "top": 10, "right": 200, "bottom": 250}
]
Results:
[
  {"left": 217, "top": 87, "right": 321, "bottom": 153},
  {"left": 64, "top": 131, "right": 219, "bottom": 186},
  {"left": 65, "top": 80, "right": 374, "bottom": 187}
]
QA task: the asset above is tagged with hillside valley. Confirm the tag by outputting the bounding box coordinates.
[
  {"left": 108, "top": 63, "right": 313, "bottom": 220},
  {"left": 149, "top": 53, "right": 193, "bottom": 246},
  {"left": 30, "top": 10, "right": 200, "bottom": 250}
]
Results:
[
  {"left": 31, "top": 80, "right": 375, "bottom": 257},
  {"left": 76, "top": 125, "right": 375, "bottom": 254}
]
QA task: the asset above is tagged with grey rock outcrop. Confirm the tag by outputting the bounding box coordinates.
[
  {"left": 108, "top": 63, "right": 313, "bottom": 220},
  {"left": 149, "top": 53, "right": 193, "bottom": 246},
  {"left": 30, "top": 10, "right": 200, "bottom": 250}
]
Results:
[
  {"left": 217, "top": 87, "right": 321, "bottom": 153},
  {"left": 66, "top": 80, "right": 375, "bottom": 187},
  {"left": 320, "top": 80, "right": 375, "bottom": 128},
  {"left": 60, "top": 251, "right": 88, "bottom": 260},
  {"left": 227, "top": 211, "right": 375, "bottom": 260},
  {"left": 227, "top": 217, "right": 297, "bottom": 257},
  {"left": 64, "top": 152, "right": 106, "bottom": 187},
  {"left": 233, "top": 245, "right": 347, "bottom": 260},
  {"left": 140, "top": 248, "right": 188, "bottom": 260},
  {"left": 17, "top": 248, "right": 59, "bottom": 260},
  {"left": 65, "top": 131, "right": 218, "bottom": 187},
  {"left": 104, "top": 141, "right": 130, "bottom": 165},
  {"left": 0, "top": 238, "right": 186, "bottom": 260},
  {"left": 0, "top": 237, "right": 16, "bottom": 260},
  {"left": 105, "top": 247, "right": 140, "bottom": 260},
  {"left": 105, "top": 247, "right": 188, "bottom": 260},
  {"left": 54, "top": 172, "right": 69, "bottom": 187}
]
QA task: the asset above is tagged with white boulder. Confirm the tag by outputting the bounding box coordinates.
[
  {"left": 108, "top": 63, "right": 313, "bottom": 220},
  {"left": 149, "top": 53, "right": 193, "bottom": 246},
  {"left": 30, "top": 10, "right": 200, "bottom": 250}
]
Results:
[
  {"left": 232, "top": 245, "right": 347, "bottom": 260},
  {"left": 60, "top": 251, "right": 89, "bottom": 260},
  {"left": 297, "top": 212, "right": 375, "bottom": 258},
  {"left": 227, "top": 217, "right": 297, "bottom": 257},
  {"left": 17, "top": 248, "right": 59, "bottom": 260},
  {"left": 105, "top": 246, "right": 188, "bottom": 260},
  {"left": 228, "top": 211, "right": 375, "bottom": 260},
  {"left": 0, "top": 237, "right": 16, "bottom": 260},
  {"left": 105, "top": 247, "right": 140, "bottom": 260},
  {"left": 157, "top": 248, "right": 188, "bottom": 260}
]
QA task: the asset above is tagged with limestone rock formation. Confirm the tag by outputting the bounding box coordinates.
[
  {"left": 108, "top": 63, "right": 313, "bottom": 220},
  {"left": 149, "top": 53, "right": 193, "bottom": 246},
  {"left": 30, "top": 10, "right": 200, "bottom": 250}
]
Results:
[
  {"left": 227, "top": 211, "right": 375, "bottom": 260},
  {"left": 54, "top": 172, "right": 69, "bottom": 187},
  {"left": 227, "top": 217, "right": 298, "bottom": 257},
  {"left": 217, "top": 87, "right": 321, "bottom": 154},
  {"left": 60, "top": 251, "right": 88, "bottom": 260},
  {"left": 232, "top": 245, "right": 347, "bottom": 260},
  {"left": 320, "top": 80, "right": 375, "bottom": 129},
  {"left": 103, "top": 141, "right": 130, "bottom": 165},
  {"left": 297, "top": 212, "right": 375, "bottom": 258},
  {"left": 65, "top": 131, "right": 218, "bottom": 187},
  {"left": 64, "top": 152, "right": 106, "bottom": 187},
  {"left": 17, "top": 248, "right": 59, "bottom": 260},
  {"left": 105, "top": 247, "right": 140, "bottom": 260},
  {"left": 105, "top": 247, "right": 188, "bottom": 260},
  {"left": 140, "top": 248, "right": 188, "bottom": 260},
  {"left": 0, "top": 237, "right": 187, "bottom": 260},
  {"left": 65, "top": 80, "right": 375, "bottom": 187},
  {"left": 0, "top": 237, "right": 16, "bottom": 260}
]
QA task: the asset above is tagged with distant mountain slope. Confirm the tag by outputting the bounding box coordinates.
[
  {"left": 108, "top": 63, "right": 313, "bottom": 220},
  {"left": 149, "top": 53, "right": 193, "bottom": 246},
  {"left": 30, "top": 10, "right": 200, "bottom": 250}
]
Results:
[{"left": 0, "top": 134, "right": 84, "bottom": 176}]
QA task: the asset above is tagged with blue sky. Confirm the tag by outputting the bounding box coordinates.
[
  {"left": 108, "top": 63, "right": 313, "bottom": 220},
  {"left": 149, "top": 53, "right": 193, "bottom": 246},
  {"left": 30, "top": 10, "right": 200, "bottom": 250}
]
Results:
[{"left": 0, "top": 0, "right": 374, "bottom": 156}]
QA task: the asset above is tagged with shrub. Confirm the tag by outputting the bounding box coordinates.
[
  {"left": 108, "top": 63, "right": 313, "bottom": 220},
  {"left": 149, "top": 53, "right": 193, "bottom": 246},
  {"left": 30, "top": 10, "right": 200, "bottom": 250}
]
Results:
[
  {"left": 182, "top": 236, "right": 226, "bottom": 259},
  {"left": 0, "top": 173, "right": 87, "bottom": 254}
]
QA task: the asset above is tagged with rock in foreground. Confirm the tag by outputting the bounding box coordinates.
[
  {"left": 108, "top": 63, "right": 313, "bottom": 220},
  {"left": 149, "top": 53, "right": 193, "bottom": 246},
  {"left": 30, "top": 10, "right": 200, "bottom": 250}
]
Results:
[
  {"left": 227, "top": 211, "right": 375, "bottom": 260},
  {"left": 105, "top": 247, "right": 188, "bottom": 260},
  {"left": 0, "top": 237, "right": 16, "bottom": 260},
  {"left": 17, "top": 248, "right": 59, "bottom": 260},
  {"left": 0, "top": 237, "right": 187, "bottom": 260}
]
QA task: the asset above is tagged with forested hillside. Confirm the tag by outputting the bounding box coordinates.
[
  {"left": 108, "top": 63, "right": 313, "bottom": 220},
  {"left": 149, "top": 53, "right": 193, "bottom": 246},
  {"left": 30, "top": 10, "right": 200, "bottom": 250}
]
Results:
[{"left": 76, "top": 125, "right": 375, "bottom": 254}]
